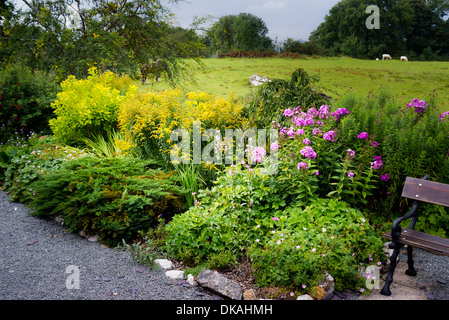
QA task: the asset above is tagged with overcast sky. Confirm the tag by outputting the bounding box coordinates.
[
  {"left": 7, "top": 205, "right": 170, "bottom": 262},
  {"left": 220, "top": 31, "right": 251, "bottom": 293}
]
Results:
[{"left": 169, "top": 0, "right": 340, "bottom": 42}]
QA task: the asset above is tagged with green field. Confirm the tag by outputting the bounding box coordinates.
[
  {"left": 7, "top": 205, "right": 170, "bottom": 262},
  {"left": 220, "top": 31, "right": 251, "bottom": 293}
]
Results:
[{"left": 141, "top": 57, "right": 449, "bottom": 112}]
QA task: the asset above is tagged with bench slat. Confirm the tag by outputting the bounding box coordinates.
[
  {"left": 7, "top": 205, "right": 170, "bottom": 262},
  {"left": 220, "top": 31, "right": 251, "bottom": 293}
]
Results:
[
  {"left": 383, "top": 228, "right": 449, "bottom": 256},
  {"left": 402, "top": 177, "right": 449, "bottom": 207}
]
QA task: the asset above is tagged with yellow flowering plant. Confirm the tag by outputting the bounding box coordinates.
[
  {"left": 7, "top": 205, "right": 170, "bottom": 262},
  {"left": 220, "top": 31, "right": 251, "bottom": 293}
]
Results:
[
  {"left": 49, "top": 67, "right": 134, "bottom": 144},
  {"left": 118, "top": 88, "right": 245, "bottom": 166}
]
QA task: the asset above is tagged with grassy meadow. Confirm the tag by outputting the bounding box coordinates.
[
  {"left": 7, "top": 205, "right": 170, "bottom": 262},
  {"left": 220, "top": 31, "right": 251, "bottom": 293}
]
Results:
[{"left": 141, "top": 57, "right": 449, "bottom": 112}]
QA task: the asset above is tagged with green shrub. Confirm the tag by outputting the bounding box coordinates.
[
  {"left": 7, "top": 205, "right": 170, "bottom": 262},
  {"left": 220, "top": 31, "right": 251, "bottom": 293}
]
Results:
[
  {"left": 0, "top": 64, "right": 60, "bottom": 143},
  {"left": 164, "top": 167, "right": 384, "bottom": 291},
  {"left": 246, "top": 68, "right": 331, "bottom": 128},
  {"left": 206, "top": 249, "right": 238, "bottom": 271},
  {"left": 49, "top": 67, "right": 134, "bottom": 144},
  {"left": 3, "top": 135, "right": 92, "bottom": 203},
  {"left": 0, "top": 146, "right": 18, "bottom": 182},
  {"left": 164, "top": 204, "right": 237, "bottom": 264},
  {"left": 164, "top": 166, "right": 279, "bottom": 264},
  {"left": 247, "top": 198, "right": 384, "bottom": 292},
  {"left": 29, "top": 156, "right": 185, "bottom": 246}
]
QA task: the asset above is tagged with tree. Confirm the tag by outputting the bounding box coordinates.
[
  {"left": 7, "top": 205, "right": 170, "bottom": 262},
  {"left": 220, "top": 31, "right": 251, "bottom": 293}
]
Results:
[
  {"left": 208, "top": 13, "right": 273, "bottom": 53},
  {"left": 0, "top": 0, "right": 204, "bottom": 83},
  {"left": 281, "top": 38, "right": 323, "bottom": 56},
  {"left": 310, "top": 0, "right": 414, "bottom": 59},
  {"left": 406, "top": 0, "right": 449, "bottom": 58},
  {"left": 311, "top": 0, "right": 449, "bottom": 59}
]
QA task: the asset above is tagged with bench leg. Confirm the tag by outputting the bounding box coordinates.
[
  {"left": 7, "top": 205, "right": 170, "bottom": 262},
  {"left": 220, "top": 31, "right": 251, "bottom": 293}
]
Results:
[
  {"left": 405, "top": 245, "right": 417, "bottom": 276},
  {"left": 381, "top": 245, "right": 403, "bottom": 296}
]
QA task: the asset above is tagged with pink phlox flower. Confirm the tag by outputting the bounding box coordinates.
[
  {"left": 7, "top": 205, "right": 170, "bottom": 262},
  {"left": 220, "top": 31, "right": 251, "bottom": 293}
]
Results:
[
  {"left": 287, "top": 127, "right": 296, "bottom": 137},
  {"left": 293, "top": 113, "right": 315, "bottom": 127},
  {"left": 357, "top": 132, "right": 369, "bottom": 140},
  {"left": 292, "top": 106, "right": 302, "bottom": 114},
  {"left": 302, "top": 138, "right": 310, "bottom": 145},
  {"left": 318, "top": 105, "right": 330, "bottom": 119},
  {"left": 280, "top": 127, "right": 288, "bottom": 136},
  {"left": 252, "top": 146, "right": 266, "bottom": 163},
  {"left": 440, "top": 111, "right": 449, "bottom": 122},
  {"left": 283, "top": 108, "right": 294, "bottom": 117},
  {"left": 407, "top": 99, "right": 428, "bottom": 114},
  {"left": 305, "top": 117, "right": 315, "bottom": 126},
  {"left": 300, "top": 146, "right": 317, "bottom": 159},
  {"left": 370, "top": 156, "right": 383, "bottom": 170},
  {"left": 332, "top": 108, "right": 350, "bottom": 121},
  {"left": 381, "top": 174, "right": 389, "bottom": 181},
  {"left": 346, "top": 149, "right": 355, "bottom": 158},
  {"left": 297, "top": 162, "right": 308, "bottom": 170},
  {"left": 347, "top": 171, "right": 355, "bottom": 179},
  {"left": 312, "top": 128, "right": 322, "bottom": 136},
  {"left": 270, "top": 143, "right": 280, "bottom": 151},
  {"left": 307, "top": 107, "right": 318, "bottom": 118},
  {"left": 323, "top": 130, "right": 335, "bottom": 142}
]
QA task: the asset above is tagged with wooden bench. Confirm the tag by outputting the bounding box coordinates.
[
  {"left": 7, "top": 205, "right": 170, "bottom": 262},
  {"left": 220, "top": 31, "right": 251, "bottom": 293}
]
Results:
[{"left": 381, "top": 175, "right": 449, "bottom": 296}]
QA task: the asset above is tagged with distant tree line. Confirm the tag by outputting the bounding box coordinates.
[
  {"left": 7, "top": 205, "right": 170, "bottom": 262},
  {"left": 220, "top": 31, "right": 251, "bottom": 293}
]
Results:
[
  {"left": 201, "top": 12, "right": 275, "bottom": 55},
  {"left": 202, "top": 0, "right": 449, "bottom": 61},
  {"left": 310, "top": 0, "right": 449, "bottom": 60},
  {"left": 1, "top": 0, "right": 448, "bottom": 82}
]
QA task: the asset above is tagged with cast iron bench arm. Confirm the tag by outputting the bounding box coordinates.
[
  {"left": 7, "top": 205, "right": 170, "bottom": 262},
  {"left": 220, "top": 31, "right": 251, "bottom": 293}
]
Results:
[{"left": 389, "top": 175, "right": 429, "bottom": 250}]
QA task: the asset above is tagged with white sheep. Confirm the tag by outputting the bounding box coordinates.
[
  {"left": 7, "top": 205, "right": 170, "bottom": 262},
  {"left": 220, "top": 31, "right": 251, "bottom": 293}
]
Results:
[
  {"left": 382, "top": 54, "right": 392, "bottom": 60},
  {"left": 400, "top": 56, "right": 408, "bottom": 62}
]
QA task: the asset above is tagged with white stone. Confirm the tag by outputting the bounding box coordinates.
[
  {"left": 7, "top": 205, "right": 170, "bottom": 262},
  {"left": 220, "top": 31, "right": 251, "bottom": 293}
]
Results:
[
  {"left": 319, "top": 272, "right": 335, "bottom": 295},
  {"left": 186, "top": 274, "right": 197, "bottom": 286},
  {"left": 155, "top": 259, "right": 173, "bottom": 270},
  {"left": 55, "top": 216, "right": 64, "bottom": 225},
  {"left": 78, "top": 230, "right": 88, "bottom": 238},
  {"left": 296, "top": 294, "right": 314, "bottom": 300},
  {"left": 87, "top": 235, "right": 99, "bottom": 242},
  {"left": 196, "top": 269, "right": 243, "bottom": 300},
  {"left": 165, "top": 270, "right": 184, "bottom": 280},
  {"left": 249, "top": 74, "right": 271, "bottom": 86}
]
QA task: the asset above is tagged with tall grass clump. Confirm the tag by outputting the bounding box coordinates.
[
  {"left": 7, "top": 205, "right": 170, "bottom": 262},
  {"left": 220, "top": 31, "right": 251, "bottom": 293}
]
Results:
[{"left": 83, "top": 130, "right": 131, "bottom": 158}]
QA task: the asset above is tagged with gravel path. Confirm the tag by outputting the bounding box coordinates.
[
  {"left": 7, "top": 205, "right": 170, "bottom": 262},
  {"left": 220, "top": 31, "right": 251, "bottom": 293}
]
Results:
[
  {"left": 1, "top": 189, "right": 448, "bottom": 301},
  {"left": 0, "top": 191, "right": 215, "bottom": 300},
  {"left": 403, "top": 243, "right": 449, "bottom": 299}
]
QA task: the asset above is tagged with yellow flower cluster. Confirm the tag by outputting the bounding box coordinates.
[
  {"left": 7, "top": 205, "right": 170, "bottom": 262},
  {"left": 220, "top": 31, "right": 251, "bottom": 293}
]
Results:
[
  {"left": 118, "top": 88, "right": 245, "bottom": 158},
  {"left": 49, "top": 67, "right": 134, "bottom": 143}
]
